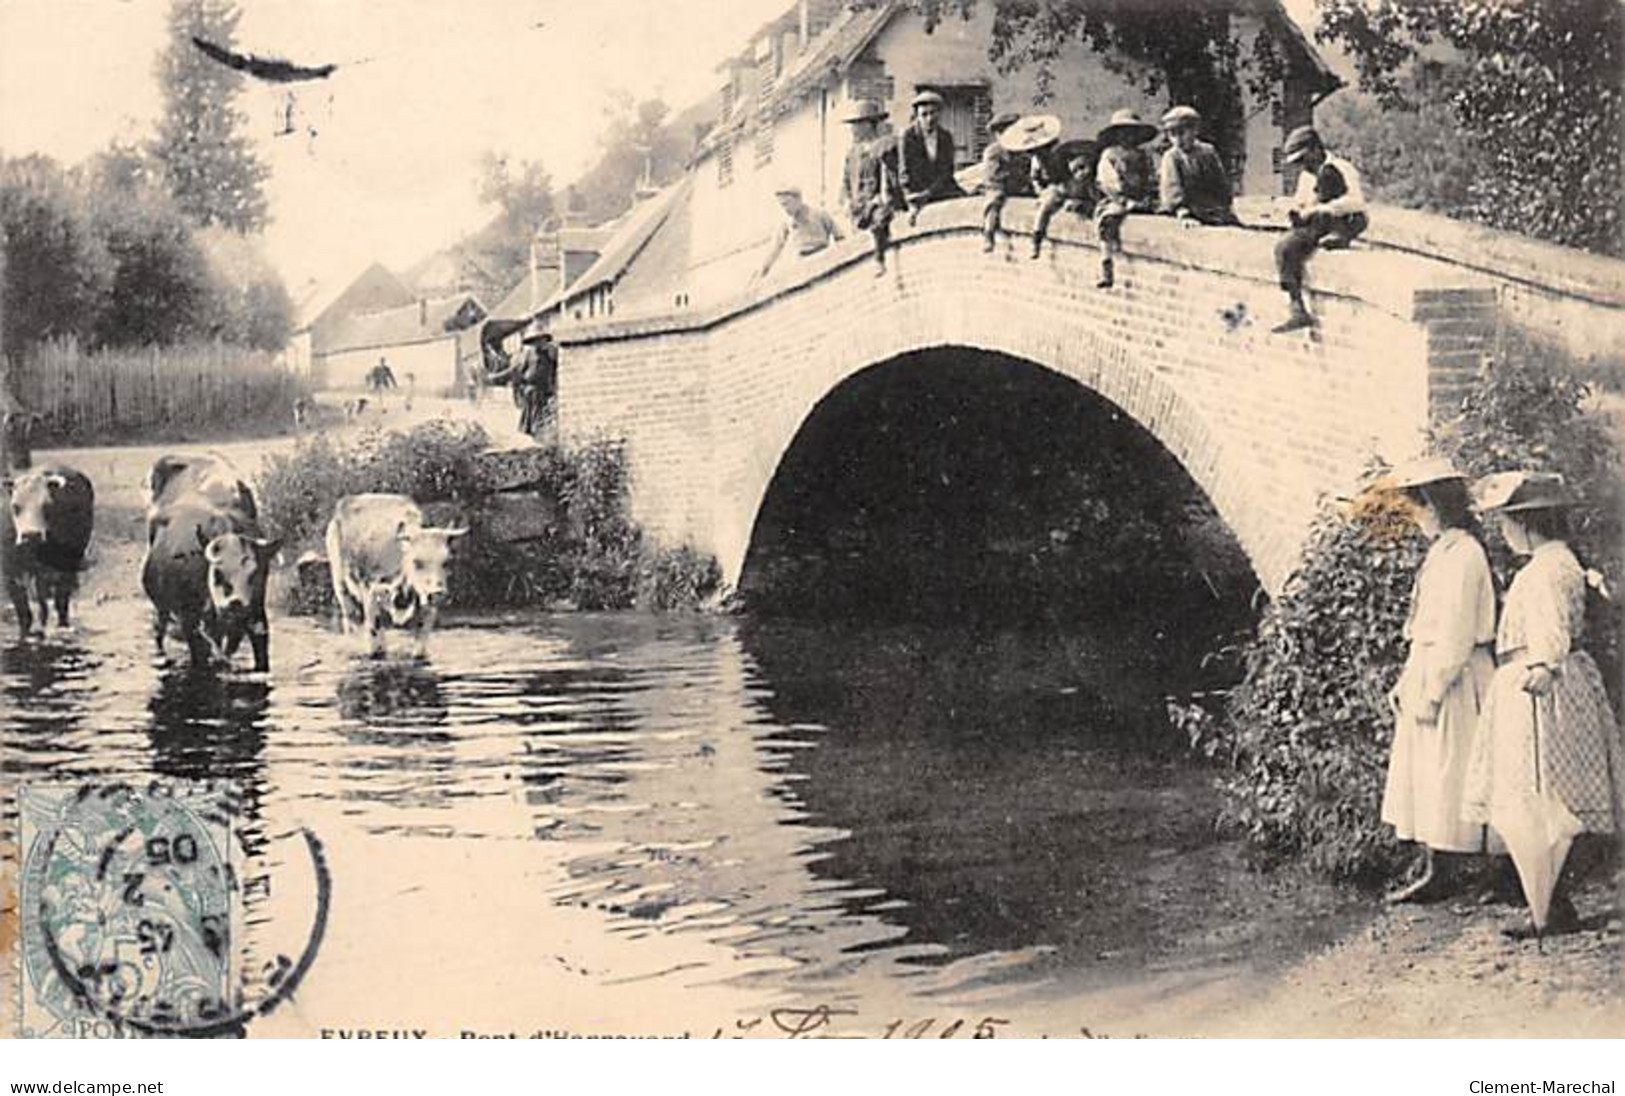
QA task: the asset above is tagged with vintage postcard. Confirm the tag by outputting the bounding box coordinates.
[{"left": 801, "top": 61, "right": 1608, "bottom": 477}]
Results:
[{"left": 2, "top": 0, "right": 1622, "bottom": 1042}]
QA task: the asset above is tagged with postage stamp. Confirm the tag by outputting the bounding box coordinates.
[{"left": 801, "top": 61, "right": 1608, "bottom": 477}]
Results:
[{"left": 17, "top": 780, "right": 239, "bottom": 1039}]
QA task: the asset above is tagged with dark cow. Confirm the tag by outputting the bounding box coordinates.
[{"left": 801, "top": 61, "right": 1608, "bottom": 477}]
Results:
[
  {"left": 141, "top": 457, "right": 277, "bottom": 671},
  {"left": 3, "top": 465, "right": 95, "bottom": 636},
  {"left": 144, "top": 452, "right": 258, "bottom": 536}
]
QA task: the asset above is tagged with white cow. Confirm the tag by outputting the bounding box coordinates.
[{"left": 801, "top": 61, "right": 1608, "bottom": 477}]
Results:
[{"left": 325, "top": 494, "right": 467, "bottom": 655}]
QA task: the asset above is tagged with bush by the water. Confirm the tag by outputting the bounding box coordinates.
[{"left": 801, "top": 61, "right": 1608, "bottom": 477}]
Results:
[
  {"left": 1182, "top": 349, "right": 1624, "bottom": 883},
  {"left": 258, "top": 422, "right": 721, "bottom": 614}
]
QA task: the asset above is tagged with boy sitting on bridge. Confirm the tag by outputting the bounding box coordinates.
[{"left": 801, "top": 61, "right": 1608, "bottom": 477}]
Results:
[{"left": 1272, "top": 125, "right": 1369, "bottom": 333}]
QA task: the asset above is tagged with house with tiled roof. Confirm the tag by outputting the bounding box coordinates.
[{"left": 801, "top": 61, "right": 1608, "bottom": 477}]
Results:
[
  {"left": 286, "top": 261, "right": 417, "bottom": 376},
  {"left": 312, "top": 294, "right": 487, "bottom": 393},
  {"left": 548, "top": 0, "right": 1339, "bottom": 315}
]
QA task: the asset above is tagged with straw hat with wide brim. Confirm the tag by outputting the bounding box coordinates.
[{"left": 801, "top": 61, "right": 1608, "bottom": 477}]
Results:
[
  {"left": 521, "top": 319, "right": 550, "bottom": 343},
  {"left": 998, "top": 114, "right": 1063, "bottom": 154},
  {"left": 1097, "top": 109, "right": 1158, "bottom": 146},
  {"left": 1474, "top": 470, "right": 1575, "bottom": 513},
  {"left": 1388, "top": 454, "right": 1466, "bottom": 490}
]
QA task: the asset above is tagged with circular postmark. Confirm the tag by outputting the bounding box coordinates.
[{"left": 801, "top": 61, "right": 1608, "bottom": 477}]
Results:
[{"left": 19, "top": 779, "right": 329, "bottom": 1038}]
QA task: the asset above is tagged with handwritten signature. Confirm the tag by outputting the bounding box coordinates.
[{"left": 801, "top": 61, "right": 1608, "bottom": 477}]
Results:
[{"left": 711, "top": 1007, "right": 1011, "bottom": 1040}]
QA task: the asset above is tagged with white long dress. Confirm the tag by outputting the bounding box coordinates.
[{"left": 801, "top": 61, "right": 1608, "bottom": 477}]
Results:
[
  {"left": 1464, "top": 540, "right": 1624, "bottom": 834},
  {"left": 1381, "top": 528, "right": 1497, "bottom": 852}
]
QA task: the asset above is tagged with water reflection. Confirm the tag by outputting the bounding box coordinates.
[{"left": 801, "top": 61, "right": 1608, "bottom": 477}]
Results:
[
  {"left": 1, "top": 600, "right": 1361, "bottom": 1026},
  {"left": 335, "top": 658, "right": 447, "bottom": 730}
]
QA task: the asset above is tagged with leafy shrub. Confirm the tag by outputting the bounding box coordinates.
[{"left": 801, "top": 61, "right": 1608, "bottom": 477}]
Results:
[
  {"left": 257, "top": 419, "right": 492, "bottom": 553},
  {"left": 259, "top": 425, "right": 720, "bottom": 614},
  {"left": 1183, "top": 480, "right": 1424, "bottom": 882},
  {"left": 1193, "top": 346, "right": 1623, "bottom": 883}
]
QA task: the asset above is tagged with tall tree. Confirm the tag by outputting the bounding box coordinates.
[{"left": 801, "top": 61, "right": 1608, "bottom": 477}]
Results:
[
  {"left": 1314, "top": 0, "right": 1622, "bottom": 255},
  {"left": 467, "top": 152, "right": 556, "bottom": 297},
  {"left": 151, "top": 0, "right": 270, "bottom": 233},
  {"left": 573, "top": 94, "right": 692, "bottom": 225}
]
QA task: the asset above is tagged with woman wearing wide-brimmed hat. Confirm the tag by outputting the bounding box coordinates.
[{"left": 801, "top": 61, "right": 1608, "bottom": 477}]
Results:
[
  {"left": 1463, "top": 472, "right": 1622, "bottom": 938},
  {"left": 1380, "top": 455, "right": 1498, "bottom": 903},
  {"left": 1091, "top": 109, "right": 1158, "bottom": 288}
]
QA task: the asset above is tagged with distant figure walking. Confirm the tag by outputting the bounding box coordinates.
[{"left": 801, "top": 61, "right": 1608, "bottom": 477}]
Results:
[
  {"left": 1158, "top": 105, "right": 1239, "bottom": 227},
  {"left": 839, "top": 98, "right": 902, "bottom": 277},
  {"left": 1272, "top": 125, "right": 1369, "bottom": 333},
  {"left": 367, "top": 357, "right": 398, "bottom": 396}
]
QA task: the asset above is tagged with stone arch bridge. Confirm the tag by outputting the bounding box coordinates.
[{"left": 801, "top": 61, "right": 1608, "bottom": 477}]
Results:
[{"left": 553, "top": 198, "right": 1625, "bottom": 596}]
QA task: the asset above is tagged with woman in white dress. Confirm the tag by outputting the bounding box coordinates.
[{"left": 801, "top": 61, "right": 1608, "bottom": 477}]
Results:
[
  {"left": 1380, "top": 456, "right": 1497, "bottom": 902},
  {"left": 1464, "top": 472, "right": 1623, "bottom": 937}
]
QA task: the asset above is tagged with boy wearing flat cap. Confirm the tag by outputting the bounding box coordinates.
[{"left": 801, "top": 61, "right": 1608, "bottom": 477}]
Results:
[
  {"left": 757, "top": 183, "right": 843, "bottom": 281},
  {"left": 1158, "top": 105, "right": 1239, "bottom": 227},
  {"left": 1272, "top": 125, "right": 1368, "bottom": 333},
  {"left": 979, "top": 111, "right": 1025, "bottom": 254},
  {"left": 898, "top": 89, "right": 965, "bottom": 225}
]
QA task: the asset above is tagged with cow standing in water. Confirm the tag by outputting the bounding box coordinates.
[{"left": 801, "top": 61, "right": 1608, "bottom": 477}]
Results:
[
  {"left": 4, "top": 466, "right": 95, "bottom": 636},
  {"left": 326, "top": 494, "right": 466, "bottom": 656},
  {"left": 141, "top": 455, "right": 278, "bottom": 671}
]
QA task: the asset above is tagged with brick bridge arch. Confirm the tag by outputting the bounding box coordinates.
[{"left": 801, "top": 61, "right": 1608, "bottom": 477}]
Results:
[{"left": 554, "top": 199, "right": 1624, "bottom": 596}]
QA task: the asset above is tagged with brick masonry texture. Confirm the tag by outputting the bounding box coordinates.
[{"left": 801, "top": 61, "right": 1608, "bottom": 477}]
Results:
[{"left": 552, "top": 200, "right": 1611, "bottom": 596}]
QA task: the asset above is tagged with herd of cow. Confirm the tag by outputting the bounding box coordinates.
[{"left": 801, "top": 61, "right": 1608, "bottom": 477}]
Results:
[{"left": 2, "top": 411, "right": 469, "bottom": 670}]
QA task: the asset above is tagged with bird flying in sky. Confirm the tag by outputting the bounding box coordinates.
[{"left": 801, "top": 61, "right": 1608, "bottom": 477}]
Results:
[{"left": 191, "top": 36, "right": 339, "bottom": 83}]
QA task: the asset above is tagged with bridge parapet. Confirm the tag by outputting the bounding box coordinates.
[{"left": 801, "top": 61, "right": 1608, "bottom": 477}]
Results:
[{"left": 553, "top": 198, "right": 1623, "bottom": 596}]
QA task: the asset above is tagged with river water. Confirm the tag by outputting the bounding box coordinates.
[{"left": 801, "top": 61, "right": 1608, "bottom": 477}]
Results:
[{"left": 2, "top": 572, "right": 1365, "bottom": 1038}]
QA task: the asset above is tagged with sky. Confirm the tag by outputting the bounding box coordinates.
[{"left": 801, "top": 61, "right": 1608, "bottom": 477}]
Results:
[
  {"left": 0, "top": 0, "right": 790, "bottom": 296},
  {"left": 0, "top": 0, "right": 1330, "bottom": 299}
]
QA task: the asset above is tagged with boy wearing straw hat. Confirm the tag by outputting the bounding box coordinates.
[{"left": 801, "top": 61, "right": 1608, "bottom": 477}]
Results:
[
  {"left": 839, "top": 98, "right": 902, "bottom": 276},
  {"left": 1157, "top": 105, "right": 1239, "bottom": 227},
  {"left": 1272, "top": 125, "right": 1369, "bottom": 333},
  {"left": 1028, "top": 130, "right": 1091, "bottom": 259},
  {"left": 1092, "top": 109, "right": 1159, "bottom": 288}
]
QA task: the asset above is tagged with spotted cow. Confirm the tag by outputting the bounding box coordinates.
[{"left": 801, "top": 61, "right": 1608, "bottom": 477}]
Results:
[
  {"left": 141, "top": 456, "right": 276, "bottom": 671},
  {"left": 325, "top": 494, "right": 466, "bottom": 655}
]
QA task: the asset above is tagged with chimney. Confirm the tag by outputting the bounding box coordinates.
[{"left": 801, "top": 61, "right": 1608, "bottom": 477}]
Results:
[
  {"left": 799, "top": 0, "right": 810, "bottom": 48},
  {"left": 529, "top": 223, "right": 560, "bottom": 312},
  {"left": 418, "top": 298, "right": 427, "bottom": 326}
]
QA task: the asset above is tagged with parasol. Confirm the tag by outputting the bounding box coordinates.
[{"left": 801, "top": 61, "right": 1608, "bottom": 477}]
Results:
[{"left": 1495, "top": 694, "right": 1583, "bottom": 939}]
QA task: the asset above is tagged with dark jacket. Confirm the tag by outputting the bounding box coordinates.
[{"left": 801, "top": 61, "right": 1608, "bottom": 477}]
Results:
[
  {"left": 1159, "top": 140, "right": 1237, "bottom": 223},
  {"left": 898, "top": 122, "right": 963, "bottom": 206},
  {"left": 841, "top": 134, "right": 901, "bottom": 224}
]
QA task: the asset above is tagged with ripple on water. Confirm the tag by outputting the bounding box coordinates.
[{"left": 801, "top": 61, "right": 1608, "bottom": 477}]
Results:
[{"left": 2, "top": 601, "right": 1364, "bottom": 1015}]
